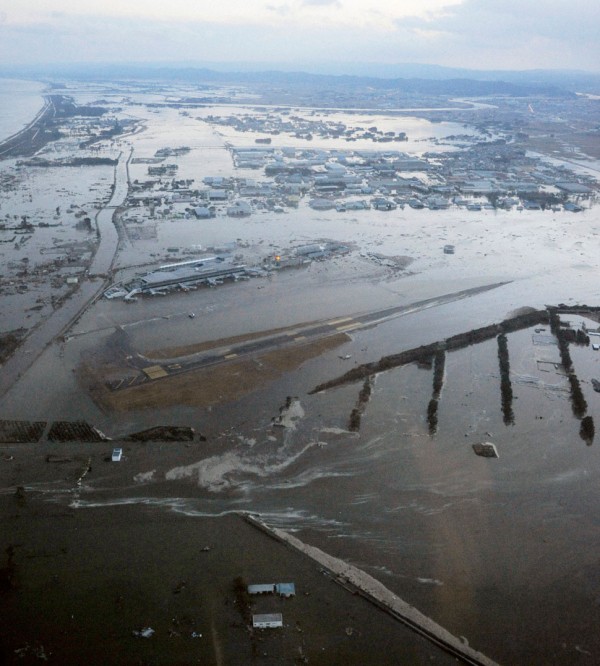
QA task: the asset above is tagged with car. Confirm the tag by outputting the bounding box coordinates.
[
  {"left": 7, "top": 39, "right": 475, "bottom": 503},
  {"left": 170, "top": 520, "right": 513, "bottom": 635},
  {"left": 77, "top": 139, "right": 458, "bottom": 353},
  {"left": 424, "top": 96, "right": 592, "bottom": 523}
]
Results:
[{"left": 111, "top": 448, "right": 123, "bottom": 462}]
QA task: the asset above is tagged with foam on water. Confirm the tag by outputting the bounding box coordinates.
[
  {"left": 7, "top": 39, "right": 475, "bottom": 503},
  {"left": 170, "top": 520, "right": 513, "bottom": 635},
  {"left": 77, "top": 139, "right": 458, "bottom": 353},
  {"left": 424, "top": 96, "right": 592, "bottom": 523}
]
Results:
[{"left": 165, "top": 439, "right": 318, "bottom": 491}]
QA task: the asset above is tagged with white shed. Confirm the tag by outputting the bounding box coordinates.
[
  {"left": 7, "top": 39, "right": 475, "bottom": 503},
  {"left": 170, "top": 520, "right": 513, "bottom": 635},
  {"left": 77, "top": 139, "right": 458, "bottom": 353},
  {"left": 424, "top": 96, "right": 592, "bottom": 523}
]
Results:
[{"left": 252, "top": 613, "right": 283, "bottom": 629}]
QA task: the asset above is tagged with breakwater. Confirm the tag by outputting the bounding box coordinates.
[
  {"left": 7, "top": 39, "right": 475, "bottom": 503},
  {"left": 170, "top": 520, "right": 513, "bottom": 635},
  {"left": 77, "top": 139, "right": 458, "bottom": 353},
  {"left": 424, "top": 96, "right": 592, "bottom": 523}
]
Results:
[{"left": 244, "top": 514, "right": 500, "bottom": 666}]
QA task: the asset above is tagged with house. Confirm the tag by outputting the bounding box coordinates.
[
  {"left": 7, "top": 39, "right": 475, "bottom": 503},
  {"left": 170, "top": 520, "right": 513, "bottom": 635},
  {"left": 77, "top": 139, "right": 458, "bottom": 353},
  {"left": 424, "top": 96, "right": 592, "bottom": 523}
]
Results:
[
  {"left": 252, "top": 614, "right": 283, "bottom": 629},
  {"left": 208, "top": 190, "right": 228, "bottom": 202},
  {"left": 194, "top": 206, "right": 214, "bottom": 219},
  {"left": 227, "top": 201, "right": 252, "bottom": 217},
  {"left": 248, "top": 582, "right": 296, "bottom": 597}
]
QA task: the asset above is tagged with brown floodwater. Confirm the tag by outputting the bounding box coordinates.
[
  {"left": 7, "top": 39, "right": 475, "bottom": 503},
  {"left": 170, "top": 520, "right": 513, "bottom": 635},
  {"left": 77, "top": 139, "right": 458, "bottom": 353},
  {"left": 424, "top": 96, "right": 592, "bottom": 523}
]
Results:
[{"left": 2, "top": 83, "right": 600, "bottom": 664}]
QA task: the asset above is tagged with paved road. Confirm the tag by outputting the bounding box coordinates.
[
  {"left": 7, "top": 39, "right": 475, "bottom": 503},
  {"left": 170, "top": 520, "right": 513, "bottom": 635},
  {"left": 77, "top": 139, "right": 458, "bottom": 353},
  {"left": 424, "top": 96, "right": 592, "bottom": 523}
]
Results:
[
  {"left": 0, "top": 152, "right": 130, "bottom": 400},
  {"left": 107, "top": 281, "right": 509, "bottom": 391}
]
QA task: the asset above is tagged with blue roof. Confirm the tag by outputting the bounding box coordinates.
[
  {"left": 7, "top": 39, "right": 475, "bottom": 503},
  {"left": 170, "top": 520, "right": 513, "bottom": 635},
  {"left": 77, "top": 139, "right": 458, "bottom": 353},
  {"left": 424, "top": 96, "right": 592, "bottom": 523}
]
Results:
[{"left": 275, "top": 583, "right": 296, "bottom": 596}]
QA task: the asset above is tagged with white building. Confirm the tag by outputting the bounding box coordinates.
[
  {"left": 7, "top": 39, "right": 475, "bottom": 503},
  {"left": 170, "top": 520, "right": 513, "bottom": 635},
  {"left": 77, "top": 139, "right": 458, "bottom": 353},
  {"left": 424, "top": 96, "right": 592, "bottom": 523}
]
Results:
[{"left": 252, "top": 613, "right": 283, "bottom": 629}]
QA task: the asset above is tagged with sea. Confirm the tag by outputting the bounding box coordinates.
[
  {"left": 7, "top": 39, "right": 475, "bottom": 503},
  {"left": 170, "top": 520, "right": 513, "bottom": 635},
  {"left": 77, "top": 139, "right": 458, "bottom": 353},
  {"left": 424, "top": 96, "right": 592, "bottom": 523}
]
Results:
[{"left": 0, "top": 78, "right": 46, "bottom": 142}]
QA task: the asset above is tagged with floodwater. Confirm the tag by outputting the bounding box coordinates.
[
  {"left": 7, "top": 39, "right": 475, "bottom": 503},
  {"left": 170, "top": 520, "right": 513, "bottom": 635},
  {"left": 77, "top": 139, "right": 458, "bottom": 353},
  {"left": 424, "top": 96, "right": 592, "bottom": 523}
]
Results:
[{"left": 2, "top": 82, "right": 600, "bottom": 664}]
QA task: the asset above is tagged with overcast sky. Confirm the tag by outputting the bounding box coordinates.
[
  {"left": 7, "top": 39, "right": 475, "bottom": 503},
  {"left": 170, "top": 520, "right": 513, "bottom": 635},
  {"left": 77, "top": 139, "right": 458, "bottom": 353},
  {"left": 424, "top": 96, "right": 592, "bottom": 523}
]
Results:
[{"left": 1, "top": 0, "right": 598, "bottom": 72}]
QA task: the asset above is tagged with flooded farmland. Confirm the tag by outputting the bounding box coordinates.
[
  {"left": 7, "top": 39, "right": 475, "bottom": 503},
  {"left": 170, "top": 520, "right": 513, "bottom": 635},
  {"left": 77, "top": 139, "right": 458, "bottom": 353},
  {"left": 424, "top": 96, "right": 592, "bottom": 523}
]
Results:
[{"left": 1, "top": 78, "right": 600, "bottom": 665}]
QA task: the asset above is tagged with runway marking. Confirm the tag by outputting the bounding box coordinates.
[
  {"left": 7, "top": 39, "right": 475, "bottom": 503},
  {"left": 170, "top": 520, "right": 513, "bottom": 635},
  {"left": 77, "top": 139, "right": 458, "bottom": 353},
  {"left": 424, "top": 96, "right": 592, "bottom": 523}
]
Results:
[
  {"left": 328, "top": 316, "right": 353, "bottom": 326},
  {"left": 143, "top": 365, "right": 168, "bottom": 379},
  {"left": 336, "top": 322, "right": 362, "bottom": 332}
]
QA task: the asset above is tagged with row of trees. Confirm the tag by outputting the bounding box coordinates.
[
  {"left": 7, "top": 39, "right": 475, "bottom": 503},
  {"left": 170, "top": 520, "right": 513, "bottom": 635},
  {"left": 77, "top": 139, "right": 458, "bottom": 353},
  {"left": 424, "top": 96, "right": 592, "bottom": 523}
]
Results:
[
  {"left": 549, "top": 309, "right": 594, "bottom": 442},
  {"left": 427, "top": 350, "right": 446, "bottom": 435},
  {"left": 348, "top": 375, "right": 375, "bottom": 432},
  {"left": 497, "top": 334, "right": 515, "bottom": 426}
]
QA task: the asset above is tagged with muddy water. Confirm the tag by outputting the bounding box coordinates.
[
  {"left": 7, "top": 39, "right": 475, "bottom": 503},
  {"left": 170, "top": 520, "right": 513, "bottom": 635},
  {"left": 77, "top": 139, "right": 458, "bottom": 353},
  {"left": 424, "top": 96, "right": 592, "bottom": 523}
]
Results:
[{"left": 2, "top": 86, "right": 600, "bottom": 664}]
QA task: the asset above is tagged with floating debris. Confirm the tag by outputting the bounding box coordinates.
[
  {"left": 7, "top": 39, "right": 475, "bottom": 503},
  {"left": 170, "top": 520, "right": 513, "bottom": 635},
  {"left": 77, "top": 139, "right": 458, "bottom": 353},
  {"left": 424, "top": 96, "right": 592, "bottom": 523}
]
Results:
[
  {"left": 472, "top": 442, "right": 499, "bottom": 458},
  {"left": 45, "top": 454, "right": 74, "bottom": 463},
  {"left": 272, "top": 397, "right": 304, "bottom": 429},
  {"left": 125, "top": 425, "right": 197, "bottom": 442},
  {"left": 133, "top": 627, "right": 155, "bottom": 639}
]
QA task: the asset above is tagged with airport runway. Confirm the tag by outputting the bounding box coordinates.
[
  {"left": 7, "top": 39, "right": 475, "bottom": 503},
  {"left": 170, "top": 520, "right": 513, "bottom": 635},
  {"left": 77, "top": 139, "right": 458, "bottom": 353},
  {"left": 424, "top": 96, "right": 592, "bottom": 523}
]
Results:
[{"left": 107, "top": 281, "right": 509, "bottom": 391}]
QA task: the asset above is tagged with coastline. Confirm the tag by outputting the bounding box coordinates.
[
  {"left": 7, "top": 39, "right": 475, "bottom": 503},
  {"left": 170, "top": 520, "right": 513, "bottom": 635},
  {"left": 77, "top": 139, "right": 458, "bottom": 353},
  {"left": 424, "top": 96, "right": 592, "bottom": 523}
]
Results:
[
  {"left": 0, "top": 78, "right": 47, "bottom": 144},
  {"left": 0, "top": 94, "right": 56, "bottom": 159}
]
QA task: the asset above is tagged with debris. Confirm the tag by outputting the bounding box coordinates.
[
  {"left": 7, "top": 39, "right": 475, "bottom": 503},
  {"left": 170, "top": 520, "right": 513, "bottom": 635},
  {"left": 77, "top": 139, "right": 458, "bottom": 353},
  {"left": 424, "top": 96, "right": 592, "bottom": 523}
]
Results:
[
  {"left": 472, "top": 442, "right": 499, "bottom": 458},
  {"left": 272, "top": 397, "right": 304, "bottom": 429},
  {"left": 173, "top": 581, "right": 186, "bottom": 594},
  {"left": 125, "top": 425, "right": 197, "bottom": 442},
  {"left": 201, "top": 546, "right": 211, "bottom": 552},
  {"left": 46, "top": 454, "right": 74, "bottom": 463},
  {"left": 14, "top": 486, "right": 26, "bottom": 504},
  {"left": 191, "top": 632, "right": 202, "bottom": 639},
  {"left": 133, "top": 627, "right": 155, "bottom": 639}
]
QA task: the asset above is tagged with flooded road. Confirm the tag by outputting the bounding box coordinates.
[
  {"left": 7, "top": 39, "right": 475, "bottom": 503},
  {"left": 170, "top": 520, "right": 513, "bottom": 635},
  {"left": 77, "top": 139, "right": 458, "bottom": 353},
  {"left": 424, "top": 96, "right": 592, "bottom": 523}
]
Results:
[{"left": 0, "top": 151, "right": 129, "bottom": 398}]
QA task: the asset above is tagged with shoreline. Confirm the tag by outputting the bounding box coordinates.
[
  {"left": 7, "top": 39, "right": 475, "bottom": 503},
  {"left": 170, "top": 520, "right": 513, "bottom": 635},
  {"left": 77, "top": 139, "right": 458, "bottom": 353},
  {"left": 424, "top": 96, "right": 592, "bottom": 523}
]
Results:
[
  {"left": 0, "top": 94, "right": 55, "bottom": 159},
  {"left": 0, "top": 78, "right": 47, "bottom": 144}
]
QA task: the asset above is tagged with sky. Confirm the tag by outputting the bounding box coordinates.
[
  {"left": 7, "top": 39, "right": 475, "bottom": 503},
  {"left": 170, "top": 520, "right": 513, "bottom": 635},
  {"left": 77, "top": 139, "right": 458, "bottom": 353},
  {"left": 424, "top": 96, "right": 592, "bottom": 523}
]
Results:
[{"left": 0, "top": 0, "right": 599, "bottom": 72}]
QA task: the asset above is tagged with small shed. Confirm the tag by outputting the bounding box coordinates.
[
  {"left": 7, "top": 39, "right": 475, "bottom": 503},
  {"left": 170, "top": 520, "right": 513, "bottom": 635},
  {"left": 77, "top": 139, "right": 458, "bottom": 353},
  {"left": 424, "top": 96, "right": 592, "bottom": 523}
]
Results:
[
  {"left": 252, "top": 613, "right": 283, "bottom": 629},
  {"left": 275, "top": 583, "right": 296, "bottom": 598}
]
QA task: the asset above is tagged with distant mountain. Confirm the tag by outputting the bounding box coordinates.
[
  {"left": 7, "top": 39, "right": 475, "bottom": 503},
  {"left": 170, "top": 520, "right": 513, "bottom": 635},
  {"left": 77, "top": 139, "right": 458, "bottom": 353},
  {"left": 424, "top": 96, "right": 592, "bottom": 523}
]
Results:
[{"left": 1, "top": 61, "right": 595, "bottom": 96}]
